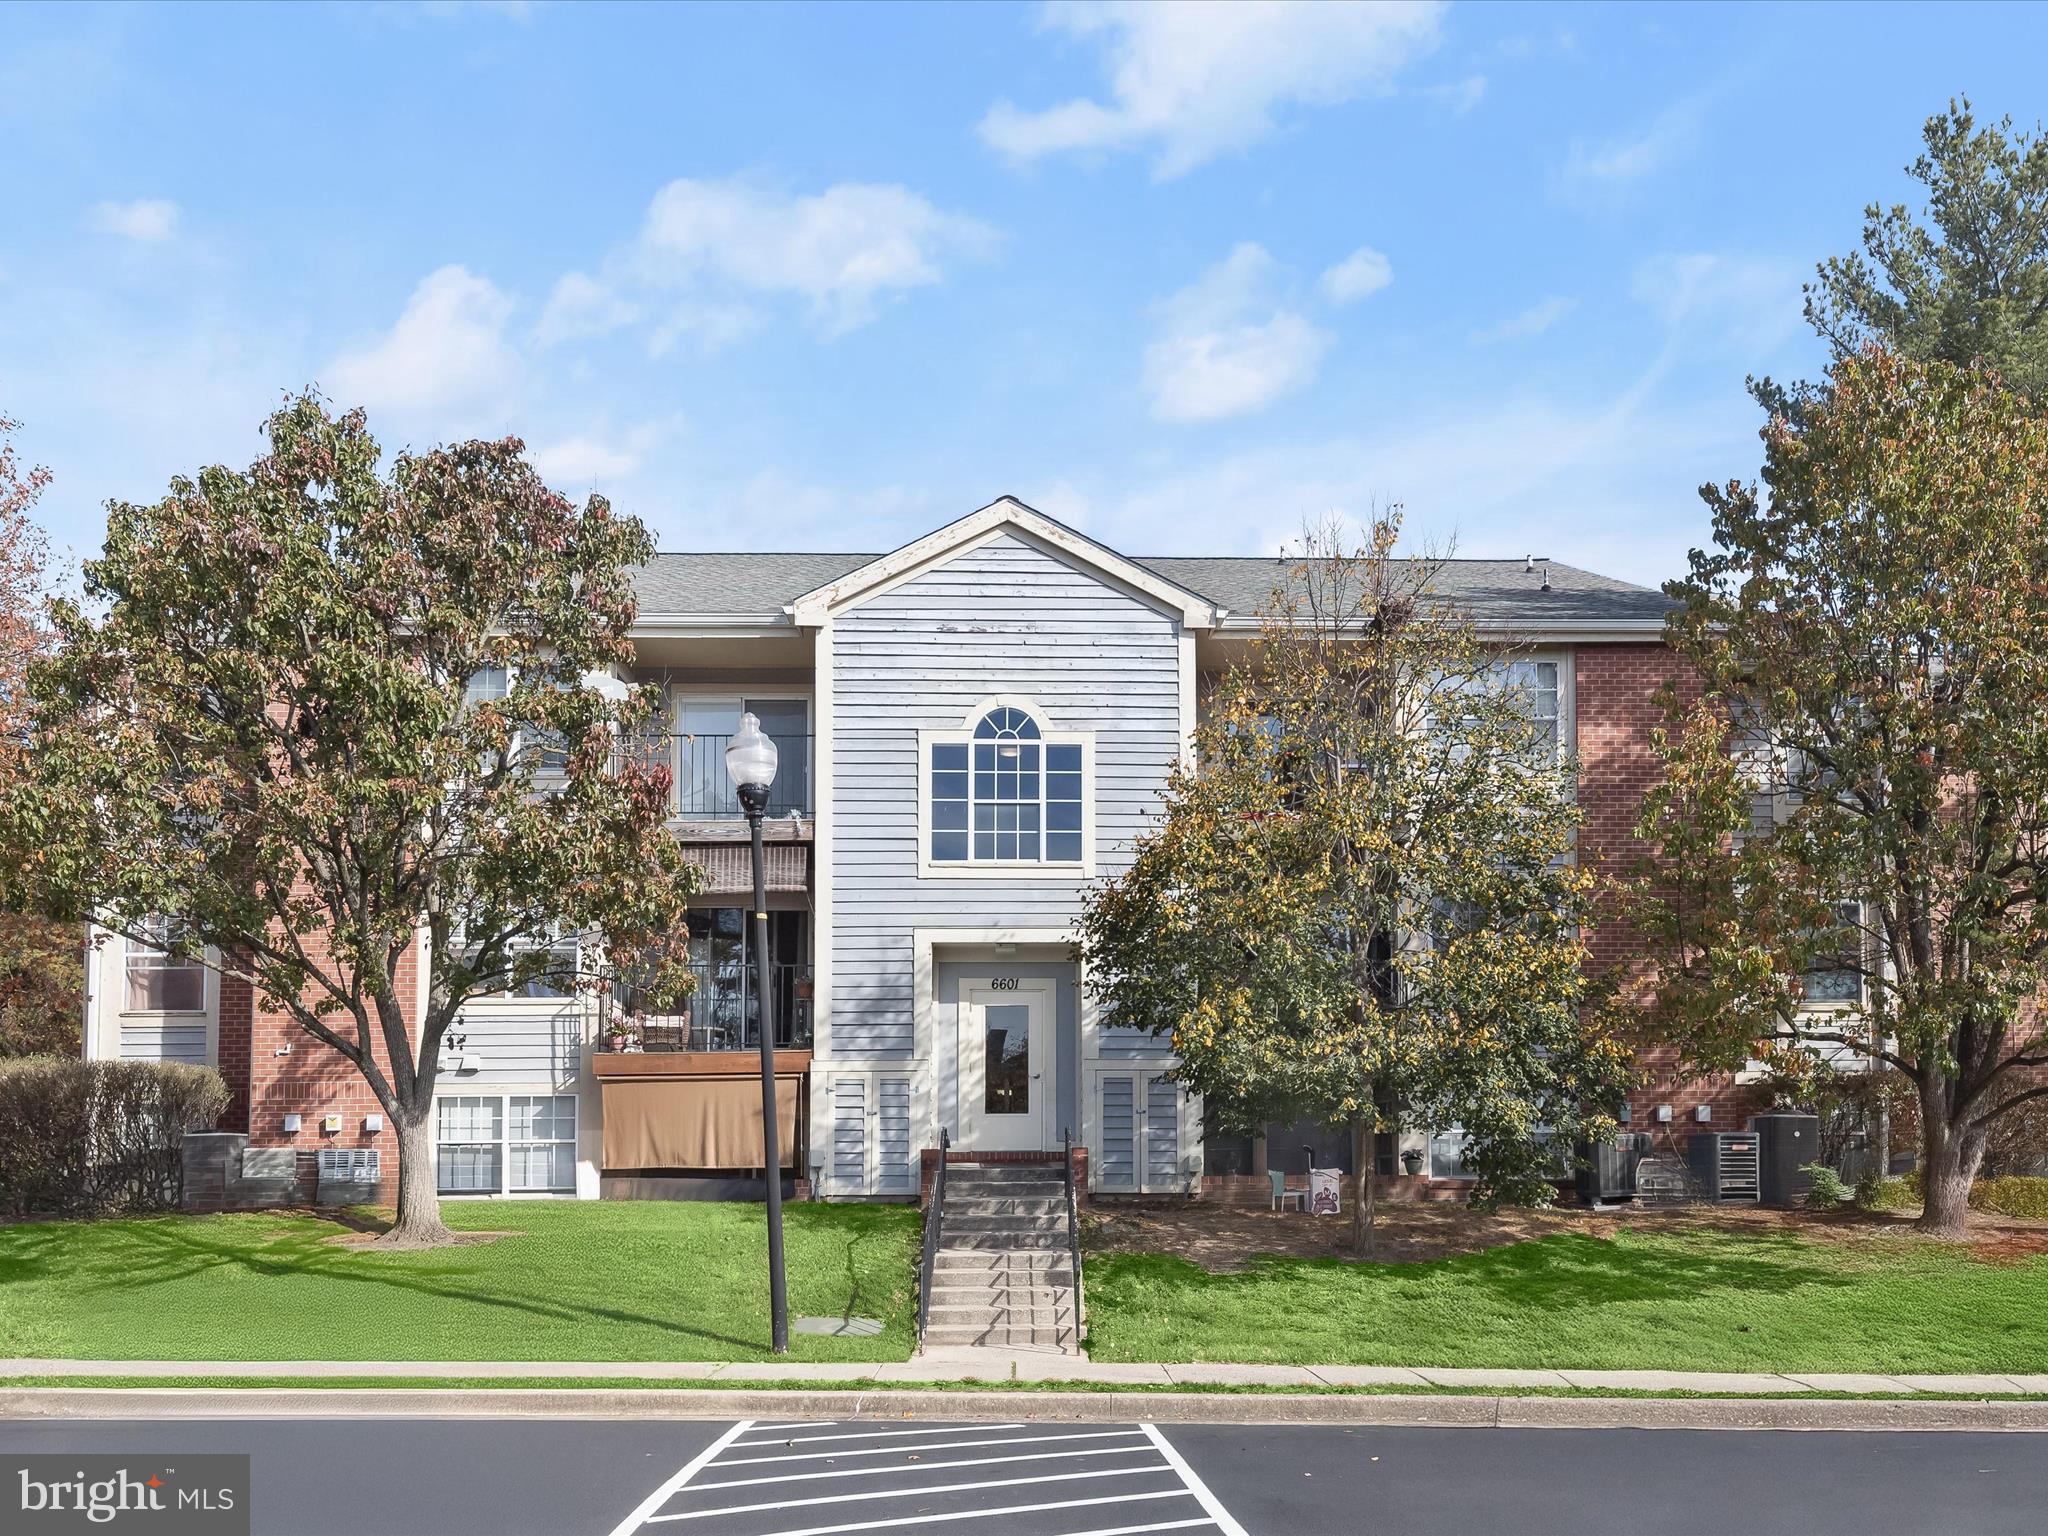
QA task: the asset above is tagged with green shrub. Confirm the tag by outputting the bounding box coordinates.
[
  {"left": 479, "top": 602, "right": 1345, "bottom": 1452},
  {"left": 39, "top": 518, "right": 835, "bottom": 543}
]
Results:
[
  {"left": 1971, "top": 1176, "right": 2048, "bottom": 1220},
  {"left": 1861, "top": 1176, "right": 1919, "bottom": 1212},
  {"left": 1803, "top": 1161, "right": 1851, "bottom": 1210},
  {"left": 0, "top": 1057, "right": 228, "bottom": 1218}
]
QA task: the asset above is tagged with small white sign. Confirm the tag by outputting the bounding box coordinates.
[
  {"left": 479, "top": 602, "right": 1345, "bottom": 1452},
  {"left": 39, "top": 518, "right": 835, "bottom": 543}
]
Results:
[{"left": 1308, "top": 1167, "right": 1340, "bottom": 1216}]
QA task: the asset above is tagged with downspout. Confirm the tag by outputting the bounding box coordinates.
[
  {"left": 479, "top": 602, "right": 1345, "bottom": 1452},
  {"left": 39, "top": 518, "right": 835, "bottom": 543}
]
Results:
[{"left": 81, "top": 919, "right": 102, "bottom": 1061}]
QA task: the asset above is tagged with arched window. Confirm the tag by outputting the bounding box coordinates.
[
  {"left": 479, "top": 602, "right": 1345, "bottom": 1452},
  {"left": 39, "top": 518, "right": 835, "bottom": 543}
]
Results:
[{"left": 927, "top": 704, "right": 1086, "bottom": 865}]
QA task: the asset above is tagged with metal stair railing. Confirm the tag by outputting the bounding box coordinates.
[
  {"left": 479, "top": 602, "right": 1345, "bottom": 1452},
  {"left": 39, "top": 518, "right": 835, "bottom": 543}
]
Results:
[
  {"left": 916, "top": 1127, "right": 949, "bottom": 1341},
  {"left": 1063, "top": 1125, "right": 1085, "bottom": 1339}
]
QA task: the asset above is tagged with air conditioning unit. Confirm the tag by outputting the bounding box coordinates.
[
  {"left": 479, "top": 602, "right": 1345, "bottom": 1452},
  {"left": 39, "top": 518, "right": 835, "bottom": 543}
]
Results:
[
  {"left": 1686, "top": 1132, "right": 1761, "bottom": 1202},
  {"left": 1576, "top": 1132, "right": 1652, "bottom": 1204},
  {"left": 1750, "top": 1113, "right": 1822, "bottom": 1207},
  {"left": 315, "top": 1148, "right": 381, "bottom": 1206}
]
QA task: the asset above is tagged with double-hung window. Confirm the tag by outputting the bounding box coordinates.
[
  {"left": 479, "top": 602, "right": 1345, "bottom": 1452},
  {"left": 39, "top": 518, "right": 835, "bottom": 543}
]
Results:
[
  {"left": 124, "top": 916, "right": 205, "bottom": 1013},
  {"left": 436, "top": 1094, "right": 577, "bottom": 1195},
  {"left": 925, "top": 703, "right": 1088, "bottom": 869},
  {"left": 1800, "top": 901, "right": 1865, "bottom": 1006},
  {"left": 1492, "top": 659, "right": 1562, "bottom": 763}
]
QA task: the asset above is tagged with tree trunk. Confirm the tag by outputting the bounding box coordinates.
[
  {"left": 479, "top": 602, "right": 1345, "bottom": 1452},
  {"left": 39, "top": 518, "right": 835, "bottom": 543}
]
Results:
[
  {"left": 1349, "top": 1115, "right": 1377, "bottom": 1257},
  {"left": 379, "top": 1102, "right": 454, "bottom": 1248},
  {"left": 1916, "top": 1083, "right": 1985, "bottom": 1239}
]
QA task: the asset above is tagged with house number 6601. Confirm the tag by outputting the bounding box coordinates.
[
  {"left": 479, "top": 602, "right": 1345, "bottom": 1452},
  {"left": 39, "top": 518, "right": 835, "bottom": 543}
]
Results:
[{"left": 989, "top": 976, "right": 1020, "bottom": 990}]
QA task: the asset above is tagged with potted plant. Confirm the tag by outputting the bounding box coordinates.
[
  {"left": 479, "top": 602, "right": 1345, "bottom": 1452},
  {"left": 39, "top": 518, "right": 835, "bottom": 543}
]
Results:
[
  {"left": 605, "top": 1016, "right": 644, "bottom": 1054},
  {"left": 1400, "top": 1148, "right": 1425, "bottom": 1176}
]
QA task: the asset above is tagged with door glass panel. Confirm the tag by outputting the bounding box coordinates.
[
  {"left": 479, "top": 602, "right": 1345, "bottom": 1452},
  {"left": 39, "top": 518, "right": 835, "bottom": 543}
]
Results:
[{"left": 983, "top": 1003, "right": 1031, "bottom": 1116}]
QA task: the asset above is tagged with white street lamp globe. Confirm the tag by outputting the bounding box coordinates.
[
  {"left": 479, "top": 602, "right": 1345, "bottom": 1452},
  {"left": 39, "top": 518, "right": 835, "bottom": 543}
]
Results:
[{"left": 724, "top": 711, "right": 779, "bottom": 791}]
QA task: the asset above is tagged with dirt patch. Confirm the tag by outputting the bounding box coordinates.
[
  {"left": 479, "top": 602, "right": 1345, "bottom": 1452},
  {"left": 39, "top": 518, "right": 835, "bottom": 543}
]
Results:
[
  {"left": 1081, "top": 1198, "right": 2048, "bottom": 1271},
  {"left": 321, "top": 1228, "right": 519, "bottom": 1250}
]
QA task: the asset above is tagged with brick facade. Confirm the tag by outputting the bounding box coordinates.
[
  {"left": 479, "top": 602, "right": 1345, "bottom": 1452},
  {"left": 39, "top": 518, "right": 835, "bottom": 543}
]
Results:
[
  {"left": 1575, "top": 641, "right": 1768, "bottom": 1136},
  {"left": 241, "top": 931, "right": 418, "bottom": 1204}
]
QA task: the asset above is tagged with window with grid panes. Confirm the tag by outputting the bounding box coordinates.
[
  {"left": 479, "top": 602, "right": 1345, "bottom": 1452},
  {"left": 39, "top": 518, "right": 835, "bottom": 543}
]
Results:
[{"left": 929, "top": 706, "right": 1084, "bottom": 865}]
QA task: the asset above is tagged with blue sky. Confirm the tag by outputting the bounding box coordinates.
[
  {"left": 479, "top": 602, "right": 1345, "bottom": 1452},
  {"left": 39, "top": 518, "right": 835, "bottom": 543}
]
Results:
[{"left": 3, "top": 1, "right": 2042, "bottom": 587}]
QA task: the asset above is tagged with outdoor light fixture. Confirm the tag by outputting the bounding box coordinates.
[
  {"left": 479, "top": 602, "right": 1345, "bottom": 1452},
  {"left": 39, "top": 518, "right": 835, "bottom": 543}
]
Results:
[
  {"left": 725, "top": 710, "right": 790, "bottom": 1355},
  {"left": 724, "top": 712, "right": 780, "bottom": 806}
]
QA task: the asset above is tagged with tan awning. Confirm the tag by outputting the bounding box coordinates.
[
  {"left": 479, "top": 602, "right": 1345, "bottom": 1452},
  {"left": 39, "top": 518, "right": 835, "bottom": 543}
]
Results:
[
  {"left": 601, "top": 1076, "right": 800, "bottom": 1170},
  {"left": 680, "top": 842, "right": 810, "bottom": 895}
]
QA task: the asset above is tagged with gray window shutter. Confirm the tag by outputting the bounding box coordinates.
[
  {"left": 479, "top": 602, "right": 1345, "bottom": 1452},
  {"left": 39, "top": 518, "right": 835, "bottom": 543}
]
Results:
[
  {"left": 1099, "top": 1074, "right": 1137, "bottom": 1190},
  {"left": 875, "top": 1074, "right": 913, "bottom": 1195},
  {"left": 831, "top": 1076, "right": 867, "bottom": 1194},
  {"left": 1144, "top": 1075, "right": 1180, "bottom": 1191}
]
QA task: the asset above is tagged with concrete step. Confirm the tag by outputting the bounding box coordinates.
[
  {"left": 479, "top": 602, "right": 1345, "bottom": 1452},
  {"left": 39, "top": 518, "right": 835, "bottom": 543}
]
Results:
[
  {"left": 943, "top": 1196, "right": 1067, "bottom": 1218},
  {"left": 933, "top": 1248, "right": 1071, "bottom": 1271},
  {"left": 927, "top": 1283, "right": 1075, "bottom": 1304},
  {"left": 921, "top": 1324, "right": 1079, "bottom": 1352},
  {"left": 945, "top": 1168, "right": 1067, "bottom": 1190},
  {"left": 942, "top": 1213, "right": 1069, "bottom": 1235},
  {"left": 935, "top": 1230, "right": 1070, "bottom": 1251},
  {"left": 927, "top": 1307, "right": 1076, "bottom": 1327}
]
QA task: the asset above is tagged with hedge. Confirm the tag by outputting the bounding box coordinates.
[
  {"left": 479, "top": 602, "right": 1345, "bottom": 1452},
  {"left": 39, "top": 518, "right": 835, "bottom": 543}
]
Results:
[
  {"left": 0, "top": 1057, "right": 229, "bottom": 1218},
  {"left": 1971, "top": 1176, "right": 2048, "bottom": 1221}
]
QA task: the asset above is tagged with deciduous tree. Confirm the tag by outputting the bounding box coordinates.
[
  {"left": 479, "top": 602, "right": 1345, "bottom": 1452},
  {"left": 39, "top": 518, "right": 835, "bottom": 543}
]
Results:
[
  {"left": 1638, "top": 349, "right": 2048, "bottom": 1236},
  {"left": 6, "top": 396, "right": 700, "bottom": 1244},
  {"left": 1078, "top": 518, "right": 1632, "bottom": 1252},
  {"left": 0, "top": 416, "right": 83, "bottom": 1058}
]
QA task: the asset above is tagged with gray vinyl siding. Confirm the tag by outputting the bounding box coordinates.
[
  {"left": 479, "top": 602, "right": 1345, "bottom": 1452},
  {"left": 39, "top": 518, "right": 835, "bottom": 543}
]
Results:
[
  {"left": 118, "top": 1021, "right": 209, "bottom": 1065},
  {"left": 829, "top": 531, "right": 1185, "bottom": 1060},
  {"left": 444, "top": 1002, "right": 584, "bottom": 1087}
]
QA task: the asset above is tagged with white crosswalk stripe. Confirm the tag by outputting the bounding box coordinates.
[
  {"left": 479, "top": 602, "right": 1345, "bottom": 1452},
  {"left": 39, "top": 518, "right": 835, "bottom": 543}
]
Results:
[{"left": 606, "top": 1419, "right": 1243, "bottom": 1536}]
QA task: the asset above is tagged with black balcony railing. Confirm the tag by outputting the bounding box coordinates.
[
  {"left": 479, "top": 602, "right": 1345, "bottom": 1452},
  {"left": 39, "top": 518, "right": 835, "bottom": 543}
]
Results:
[
  {"left": 603, "top": 962, "right": 813, "bottom": 1053},
  {"left": 623, "top": 733, "right": 813, "bottom": 819}
]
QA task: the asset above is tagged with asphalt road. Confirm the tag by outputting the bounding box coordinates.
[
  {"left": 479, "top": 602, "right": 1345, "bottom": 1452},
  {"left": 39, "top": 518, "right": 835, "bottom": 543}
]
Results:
[{"left": 3, "top": 1416, "right": 2044, "bottom": 1536}]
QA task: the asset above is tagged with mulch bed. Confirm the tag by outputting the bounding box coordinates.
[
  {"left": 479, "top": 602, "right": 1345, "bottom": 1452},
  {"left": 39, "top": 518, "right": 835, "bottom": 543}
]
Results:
[{"left": 1080, "top": 1198, "right": 2048, "bottom": 1271}]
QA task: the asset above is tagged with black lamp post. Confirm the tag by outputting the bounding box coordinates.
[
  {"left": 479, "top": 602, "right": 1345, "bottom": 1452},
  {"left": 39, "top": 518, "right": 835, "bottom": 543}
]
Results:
[{"left": 725, "top": 712, "right": 789, "bottom": 1354}]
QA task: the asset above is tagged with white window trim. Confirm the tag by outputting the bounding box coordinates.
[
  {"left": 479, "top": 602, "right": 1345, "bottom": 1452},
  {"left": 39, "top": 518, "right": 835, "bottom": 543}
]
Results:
[
  {"left": 434, "top": 1090, "right": 580, "bottom": 1199},
  {"left": 916, "top": 696, "right": 1096, "bottom": 879},
  {"left": 1486, "top": 651, "right": 1573, "bottom": 767},
  {"left": 120, "top": 920, "right": 210, "bottom": 1019},
  {"left": 665, "top": 685, "right": 815, "bottom": 820}
]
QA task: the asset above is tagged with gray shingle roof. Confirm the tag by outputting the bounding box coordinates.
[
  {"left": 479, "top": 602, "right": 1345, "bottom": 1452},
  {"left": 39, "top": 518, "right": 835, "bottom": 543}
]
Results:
[
  {"left": 1139, "top": 556, "right": 1673, "bottom": 624},
  {"left": 630, "top": 550, "right": 1671, "bottom": 624}
]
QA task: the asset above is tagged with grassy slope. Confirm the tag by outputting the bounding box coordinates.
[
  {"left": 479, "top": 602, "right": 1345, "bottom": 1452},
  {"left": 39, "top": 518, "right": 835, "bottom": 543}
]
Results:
[
  {"left": 1085, "top": 1227, "right": 2048, "bottom": 1373},
  {"left": 0, "top": 1201, "right": 919, "bottom": 1363}
]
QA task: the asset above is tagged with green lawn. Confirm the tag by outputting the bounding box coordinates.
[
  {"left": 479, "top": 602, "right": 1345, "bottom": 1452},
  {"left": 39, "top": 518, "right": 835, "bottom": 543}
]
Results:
[
  {"left": 1085, "top": 1226, "right": 2048, "bottom": 1374},
  {"left": 0, "top": 1201, "right": 920, "bottom": 1363}
]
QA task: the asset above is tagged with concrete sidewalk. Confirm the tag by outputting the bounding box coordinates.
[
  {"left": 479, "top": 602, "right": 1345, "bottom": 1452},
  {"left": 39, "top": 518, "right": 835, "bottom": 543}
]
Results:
[{"left": 4, "top": 1355, "right": 2046, "bottom": 1396}]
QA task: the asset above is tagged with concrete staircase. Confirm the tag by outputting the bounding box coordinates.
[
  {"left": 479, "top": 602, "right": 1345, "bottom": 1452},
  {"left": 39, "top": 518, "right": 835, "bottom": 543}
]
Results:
[{"left": 919, "top": 1163, "right": 1081, "bottom": 1355}]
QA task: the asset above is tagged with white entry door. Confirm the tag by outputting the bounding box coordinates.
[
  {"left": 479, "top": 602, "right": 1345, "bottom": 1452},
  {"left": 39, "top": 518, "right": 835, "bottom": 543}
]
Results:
[{"left": 959, "top": 978, "right": 1054, "bottom": 1151}]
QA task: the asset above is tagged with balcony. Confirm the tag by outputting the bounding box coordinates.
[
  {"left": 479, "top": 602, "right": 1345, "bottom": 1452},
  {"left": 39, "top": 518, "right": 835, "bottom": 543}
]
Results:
[
  {"left": 602, "top": 962, "right": 814, "bottom": 1054},
  {"left": 626, "top": 733, "right": 814, "bottom": 820}
]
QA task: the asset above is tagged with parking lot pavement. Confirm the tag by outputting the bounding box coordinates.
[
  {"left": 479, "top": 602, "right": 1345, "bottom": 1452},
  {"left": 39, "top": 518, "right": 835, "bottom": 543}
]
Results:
[{"left": 605, "top": 1418, "right": 1249, "bottom": 1536}]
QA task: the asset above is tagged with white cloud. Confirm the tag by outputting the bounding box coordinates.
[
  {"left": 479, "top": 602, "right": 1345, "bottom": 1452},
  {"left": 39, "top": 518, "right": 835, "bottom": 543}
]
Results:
[
  {"left": 1559, "top": 98, "right": 1703, "bottom": 196},
  {"left": 980, "top": 0, "right": 1445, "bottom": 179},
  {"left": 529, "top": 421, "right": 671, "bottom": 487},
  {"left": 1470, "top": 294, "right": 1576, "bottom": 344},
  {"left": 625, "top": 176, "right": 998, "bottom": 337},
  {"left": 1421, "top": 74, "right": 1487, "bottom": 114},
  {"left": 1632, "top": 252, "right": 1803, "bottom": 356},
  {"left": 322, "top": 264, "right": 520, "bottom": 417},
  {"left": 533, "top": 272, "right": 640, "bottom": 347},
  {"left": 1319, "top": 245, "right": 1393, "bottom": 305},
  {"left": 87, "top": 198, "right": 178, "bottom": 242},
  {"left": 1144, "top": 243, "right": 1330, "bottom": 423}
]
